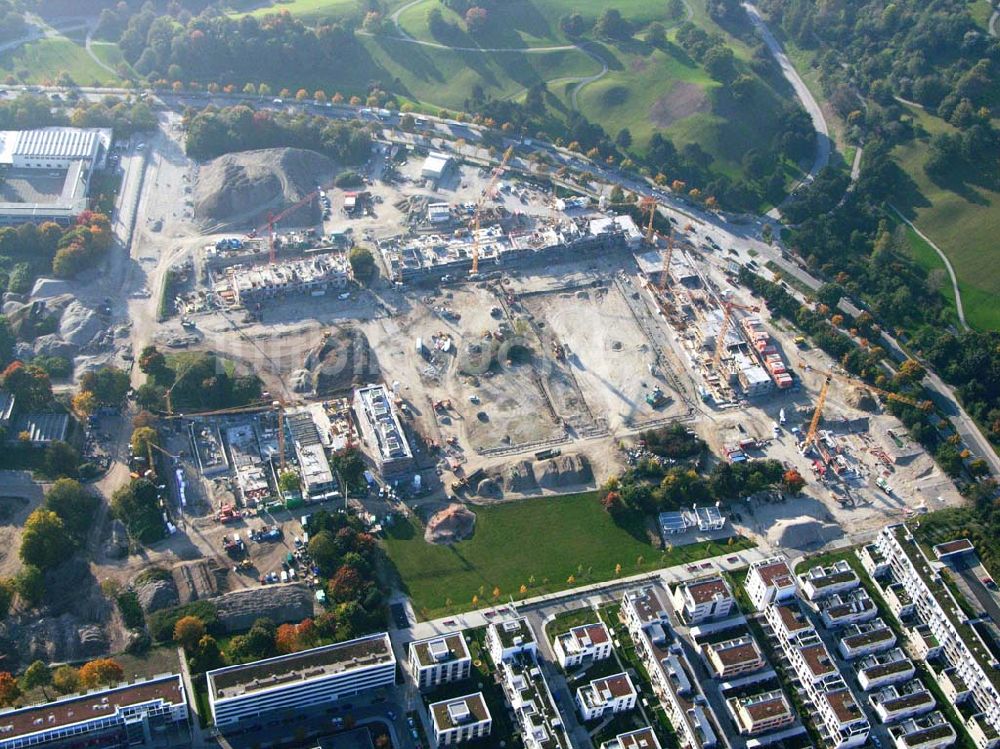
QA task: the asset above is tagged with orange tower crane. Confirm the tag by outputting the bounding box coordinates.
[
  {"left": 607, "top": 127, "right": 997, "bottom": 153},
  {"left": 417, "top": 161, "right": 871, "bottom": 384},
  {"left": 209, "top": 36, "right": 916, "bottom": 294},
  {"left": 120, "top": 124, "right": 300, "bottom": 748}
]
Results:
[
  {"left": 471, "top": 146, "right": 514, "bottom": 275},
  {"left": 249, "top": 189, "right": 323, "bottom": 264},
  {"left": 711, "top": 301, "right": 760, "bottom": 373}
]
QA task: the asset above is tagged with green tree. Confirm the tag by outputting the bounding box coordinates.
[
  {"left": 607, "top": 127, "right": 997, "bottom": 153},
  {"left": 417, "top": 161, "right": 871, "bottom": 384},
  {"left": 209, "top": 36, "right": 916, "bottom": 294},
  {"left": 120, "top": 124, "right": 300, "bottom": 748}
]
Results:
[
  {"left": 173, "top": 615, "right": 206, "bottom": 651},
  {"left": 14, "top": 565, "right": 44, "bottom": 607},
  {"left": 111, "top": 479, "right": 165, "bottom": 544},
  {"left": 79, "top": 366, "right": 130, "bottom": 406},
  {"left": 44, "top": 479, "right": 97, "bottom": 539},
  {"left": 43, "top": 441, "right": 80, "bottom": 479},
  {"left": 278, "top": 471, "right": 301, "bottom": 495},
  {"left": 51, "top": 665, "right": 79, "bottom": 694},
  {"left": 20, "top": 509, "right": 72, "bottom": 569},
  {"left": 21, "top": 660, "right": 52, "bottom": 699},
  {"left": 348, "top": 246, "right": 376, "bottom": 282}
]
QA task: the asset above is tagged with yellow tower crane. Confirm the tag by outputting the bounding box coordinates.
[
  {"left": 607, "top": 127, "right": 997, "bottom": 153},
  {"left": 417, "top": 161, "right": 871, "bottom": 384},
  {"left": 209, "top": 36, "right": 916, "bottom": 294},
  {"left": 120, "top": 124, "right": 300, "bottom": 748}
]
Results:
[{"left": 711, "top": 301, "right": 760, "bottom": 373}]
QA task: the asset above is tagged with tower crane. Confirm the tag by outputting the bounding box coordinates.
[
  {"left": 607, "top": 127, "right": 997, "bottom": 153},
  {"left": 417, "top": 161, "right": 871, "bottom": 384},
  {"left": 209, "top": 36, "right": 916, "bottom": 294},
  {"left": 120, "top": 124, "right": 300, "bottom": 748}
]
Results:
[
  {"left": 640, "top": 196, "right": 657, "bottom": 244},
  {"left": 659, "top": 231, "right": 674, "bottom": 292},
  {"left": 470, "top": 146, "right": 514, "bottom": 275},
  {"left": 248, "top": 188, "right": 324, "bottom": 264},
  {"left": 797, "top": 362, "right": 930, "bottom": 454},
  {"left": 711, "top": 300, "right": 761, "bottom": 373}
]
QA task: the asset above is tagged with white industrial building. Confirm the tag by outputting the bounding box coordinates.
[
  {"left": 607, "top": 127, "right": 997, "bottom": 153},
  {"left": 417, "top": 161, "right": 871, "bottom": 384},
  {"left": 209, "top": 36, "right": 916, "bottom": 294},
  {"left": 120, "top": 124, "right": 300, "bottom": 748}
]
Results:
[
  {"left": 206, "top": 633, "right": 395, "bottom": 728},
  {"left": 0, "top": 127, "right": 111, "bottom": 224},
  {"left": 421, "top": 152, "right": 452, "bottom": 180}
]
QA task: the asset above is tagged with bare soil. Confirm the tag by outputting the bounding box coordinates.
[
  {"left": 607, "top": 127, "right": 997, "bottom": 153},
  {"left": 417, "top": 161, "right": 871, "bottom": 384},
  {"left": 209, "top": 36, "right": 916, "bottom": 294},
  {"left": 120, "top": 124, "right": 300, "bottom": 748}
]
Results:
[{"left": 650, "top": 82, "right": 711, "bottom": 127}]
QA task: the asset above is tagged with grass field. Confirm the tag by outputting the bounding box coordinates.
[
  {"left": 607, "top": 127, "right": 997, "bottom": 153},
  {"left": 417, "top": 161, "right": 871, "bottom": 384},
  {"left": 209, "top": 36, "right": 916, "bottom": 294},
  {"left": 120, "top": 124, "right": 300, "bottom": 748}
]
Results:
[
  {"left": 0, "top": 38, "right": 120, "bottom": 86},
  {"left": 226, "top": 0, "right": 384, "bottom": 23},
  {"left": 383, "top": 491, "right": 753, "bottom": 620},
  {"left": 892, "top": 103, "right": 1000, "bottom": 331},
  {"left": 89, "top": 41, "right": 137, "bottom": 78}
]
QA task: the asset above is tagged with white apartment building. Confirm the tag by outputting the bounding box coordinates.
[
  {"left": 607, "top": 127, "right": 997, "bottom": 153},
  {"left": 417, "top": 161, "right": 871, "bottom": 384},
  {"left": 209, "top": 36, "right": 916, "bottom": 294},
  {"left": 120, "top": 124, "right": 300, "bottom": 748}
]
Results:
[
  {"left": 816, "top": 688, "right": 871, "bottom": 749},
  {"left": 206, "top": 633, "right": 395, "bottom": 728},
  {"left": 798, "top": 559, "right": 861, "bottom": 601},
  {"left": 819, "top": 588, "right": 878, "bottom": 629},
  {"left": 429, "top": 692, "right": 492, "bottom": 745},
  {"left": 701, "top": 636, "right": 765, "bottom": 680},
  {"left": 553, "top": 622, "right": 612, "bottom": 669},
  {"left": 765, "top": 599, "right": 814, "bottom": 641},
  {"left": 838, "top": 618, "right": 897, "bottom": 660},
  {"left": 599, "top": 727, "right": 662, "bottom": 749},
  {"left": 408, "top": 632, "right": 472, "bottom": 690},
  {"left": 486, "top": 615, "right": 537, "bottom": 665},
  {"left": 0, "top": 675, "right": 188, "bottom": 749},
  {"left": 670, "top": 576, "right": 734, "bottom": 624},
  {"left": 746, "top": 557, "right": 798, "bottom": 611},
  {"left": 499, "top": 656, "right": 570, "bottom": 749},
  {"left": 857, "top": 649, "right": 916, "bottom": 691},
  {"left": 353, "top": 383, "right": 414, "bottom": 477},
  {"left": 874, "top": 524, "right": 1000, "bottom": 748},
  {"left": 870, "top": 681, "right": 936, "bottom": 723},
  {"left": 576, "top": 673, "right": 637, "bottom": 722},
  {"left": 725, "top": 689, "right": 795, "bottom": 736},
  {"left": 889, "top": 711, "right": 958, "bottom": 749}
]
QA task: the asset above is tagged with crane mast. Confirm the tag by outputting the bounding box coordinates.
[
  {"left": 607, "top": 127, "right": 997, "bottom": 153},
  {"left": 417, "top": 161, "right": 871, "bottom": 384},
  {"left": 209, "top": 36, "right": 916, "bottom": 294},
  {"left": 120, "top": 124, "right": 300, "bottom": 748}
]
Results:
[{"left": 471, "top": 146, "right": 514, "bottom": 275}]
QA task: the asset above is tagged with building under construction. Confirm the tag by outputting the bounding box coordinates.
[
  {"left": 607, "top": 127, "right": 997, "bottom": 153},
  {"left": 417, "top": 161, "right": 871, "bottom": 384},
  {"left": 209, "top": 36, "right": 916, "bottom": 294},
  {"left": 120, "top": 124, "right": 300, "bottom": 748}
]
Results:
[
  {"left": 225, "top": 252, "right": 351, "bottom": 305},
  {"left": 285, "top": 409, "right": 339, "bottom": 500},
  {"left": 353, "top": 384, "right": 413, "bottom": 477}
]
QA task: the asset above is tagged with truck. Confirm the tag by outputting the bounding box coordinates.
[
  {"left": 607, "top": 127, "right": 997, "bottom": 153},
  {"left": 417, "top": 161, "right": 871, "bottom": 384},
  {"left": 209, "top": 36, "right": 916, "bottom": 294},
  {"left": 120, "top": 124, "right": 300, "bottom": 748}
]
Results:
[{"left": 646, "top": 387, "right": 668, "bottom": 408}]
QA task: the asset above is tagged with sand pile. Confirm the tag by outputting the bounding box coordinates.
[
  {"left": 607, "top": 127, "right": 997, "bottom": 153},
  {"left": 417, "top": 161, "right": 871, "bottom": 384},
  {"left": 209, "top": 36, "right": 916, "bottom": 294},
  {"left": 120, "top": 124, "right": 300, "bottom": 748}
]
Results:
[
  {"left": 305, "top": 328, "right": 379, "bottom": 395},
  {"left": 537, "top": 454, "right": 593, "bottom": 489},
  {"left": 502, "top": 460, "right": 538, "bottom": 493},
  {"left": 194, "top": 148, "right": 334, "bottom": 227},
  {"left": 767, "top": 518, "right": 843, "bottom": 552},
  {"left": 425, "top": 504, "right": 477, "bottom": 544}
]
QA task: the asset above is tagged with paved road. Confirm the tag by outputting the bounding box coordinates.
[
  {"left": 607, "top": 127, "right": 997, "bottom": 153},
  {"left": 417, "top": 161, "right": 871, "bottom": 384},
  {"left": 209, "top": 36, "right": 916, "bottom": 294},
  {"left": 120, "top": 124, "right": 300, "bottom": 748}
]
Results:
[{"left": 743, "top": 3, "right": 831, "bottom": 217}]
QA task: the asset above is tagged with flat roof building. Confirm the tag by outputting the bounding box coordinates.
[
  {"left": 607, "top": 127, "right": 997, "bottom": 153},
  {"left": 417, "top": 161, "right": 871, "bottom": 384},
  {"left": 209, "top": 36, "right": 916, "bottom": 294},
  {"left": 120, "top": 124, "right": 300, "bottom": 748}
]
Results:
[
  {"left": 422, "top": 152, "right": 452, "bottom": 180},
  {"left": 353, "top": 384, "right": 413, "bottom": 477},
  {"left": 726, "top": 689, "right": 795, "bottom": 736},
  {"left": 229, "top": 253, "right": 350, "bottom": 305},
  {"left": 408, "top": 632, "right": 472, "bottom": 691},
  {"left": 499, "top": 655, "right": 570, "bottom": 749},
  {"left": 0, "top": 674, "right": 188, "bottom": 749},
  {"left": 553, "top": 622, "right": 612, "bottom": 669},
  {"left": 487, "top": 615, "right": 537, "bottom": 665},
  {"left": 285, "top": 409, "right": 338, "bottom": 500},
  {"left": 746, "top": 557, "right": 798, "bottom": 611},
  {"left": 819, "top": 588, "right": 877, "bottom": 629},
  {"left": 839, "top": 618, "right": 897, "bottom": 660},
  {"left": 799, "top": 559, "right": 860, "bottom": 601},
  {"left": 856, "top": 648, "right": 916, "bottom": 692},
  {"left": 576, "top": 672, "right": 637, "bottom": 722},
  {"left": 207, "top": 633, "right": 395, "bottom": 728},
  {"left": 670, "top": 576, "right": 734, "bottom": 624},
  {"left": 702, "top": 635, "right": 765, "bottom": 680},
  {"left": 429, "top": 692, "right": 492, "bottom": 746},
  {"left": 888, "top": 711, "right": 957, "bottom": 749},
  {"left": 599, "top": 727, "right": 661, "bottom": 749}
]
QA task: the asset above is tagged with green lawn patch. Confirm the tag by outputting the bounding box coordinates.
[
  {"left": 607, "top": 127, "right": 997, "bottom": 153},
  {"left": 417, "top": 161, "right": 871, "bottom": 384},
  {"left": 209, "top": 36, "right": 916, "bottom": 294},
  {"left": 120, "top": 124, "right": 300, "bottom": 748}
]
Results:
[
  {"left": 90, "top": 41, "right": 138, "bottom": 77},
  {"left": 227, "top": 0, "right": 384, "bottom": 24},
  {"left": 892, "top": 103, "right": 1000, "bottom": 331},
  {"left": 384, "top": 491, "right": 753, "bottom": 620},
  {"left": 0, "top": 38, "right": 120, "bottom": 86}
]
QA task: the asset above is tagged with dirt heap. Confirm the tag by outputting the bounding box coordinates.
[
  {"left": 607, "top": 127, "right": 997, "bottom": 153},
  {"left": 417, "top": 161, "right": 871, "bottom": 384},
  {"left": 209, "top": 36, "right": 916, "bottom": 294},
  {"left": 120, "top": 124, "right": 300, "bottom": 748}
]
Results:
[
  {"left": 134, "top": 575, "right": 180, "bottom": 614},
  {"left": 502, "top": 460, "right": 538, "bottom": 493},
  {"left": 215, "top": 585, "right": 314, "bottom": 633},
  {"left": 194, "top": 148, "right": 334, "bottom": 227},
  {"left": 173, "top": 559, "right": 225, "bottom": 604},
  {"left": 768, "top": 518, "right": 844, "bottom": 552},
  {"left": 305, "top": 328, "right": 379, "bottom": 395},
  {"left": 537, "top": 454, "right": 593, "bottom": 489},
  {"left": 424, "top": 504, "right": 477, "bottom": 544}
]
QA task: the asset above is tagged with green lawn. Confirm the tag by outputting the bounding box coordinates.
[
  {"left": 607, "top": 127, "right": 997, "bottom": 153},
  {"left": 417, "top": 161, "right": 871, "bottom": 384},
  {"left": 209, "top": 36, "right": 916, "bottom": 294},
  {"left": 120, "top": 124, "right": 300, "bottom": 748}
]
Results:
[
  {"left": 89, "top": 41, "right": 137, "bottom": 78},
  {"left": 892, "top": 102, "right": 1000, "bottom": 331},
  {"left": 383, "top": 491, "right": 753, "bottom": 620},
  {"left": 226, "top": 0, "right": 388, "bottom": 23},
  {"left": 0, "top": 38, "right": 120, "bottom": 86}
]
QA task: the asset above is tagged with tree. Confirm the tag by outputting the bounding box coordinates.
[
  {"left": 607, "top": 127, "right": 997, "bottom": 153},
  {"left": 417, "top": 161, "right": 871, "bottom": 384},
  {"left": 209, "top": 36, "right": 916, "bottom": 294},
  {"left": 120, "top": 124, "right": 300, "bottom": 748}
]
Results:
[
  {"left": 21, "top": 660, "right": 52, "bottom": 699},
  {"left": 348, "top": 246, "right": 376, "bottom": 282},
  {"left": 44, "top": 478, "right": 96, "bottom": 539},
  {"left": 560, "top": 12, "right": 585, "bottom": 37},
  {"left": 173, "top": 615, "right": 206, "bottom": 651},
  {"left": 0, "top": 672, "right": 20, "bottom": 706},
  {"left": 111, "top": 479, "right": 164, "bottom": 544},
  {"left": 275, "top": 623, "right": 299, "bottom": 654},
  {"left": 135, "top": 383, "right": 165, "bottom": 411},
  {"left": 295, "top": 89, "right": 309, "bottom": 101},
  {"left": 782, "top": 469, "right": 806, "bottom": 495},
  {"left": 2, "top": 362, "right": 52, "bottom": 410},
  {"left": 278, "top": 471, "right": 301, "bottom": 495},
  {"left": 131, "top": 426, "right": 159, "bottom": 458},
  {"left": 72, "top": 390, "right": 98, "bottom": 418},
  {"left": 79, "top": 366, "right": 130, "bottom": 406},
  {"left": 43, "top": 442, "right": 80, "bottom": 479},
  {"left": 13, "top": 565, "right": 44, "bottom": 606},
  {"left": 49, "top": 665, "right": 80, "bottom": 695},
  {"left": 244, "top": 618, "right": 277, "bottom": 659},
  {"left": 20, "top": 509, "right": 71, "bottom": 570},
  {"left": 647, "top": 22, "right": 666, "bottom": 46},
  {"left": 78, "top": 659, "right": 124, "bottom": 689},
  {"left": 189, "top": 635, "right": 225, "bottom": 674},
  {"left": 615, "top": 128, "right": 632, "bottom": 150},
  {"left": 328, "top": 565, "right": 364, "bottom": 602},
  {"left": 465, "top": 7, "right": 489, "bottom": 33},
  {"left": 594, "top": 9, "right": 631, "bottom": 40}
]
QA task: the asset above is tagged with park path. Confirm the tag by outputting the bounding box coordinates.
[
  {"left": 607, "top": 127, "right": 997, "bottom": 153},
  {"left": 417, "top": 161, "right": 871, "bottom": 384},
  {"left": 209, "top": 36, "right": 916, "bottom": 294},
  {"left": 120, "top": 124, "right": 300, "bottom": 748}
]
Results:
[
  {"left": 890, "top": 205, "right": 970, "bottom": 331},
  {"left": 85, "top": 21, "right": 119, "bottom": 77}
]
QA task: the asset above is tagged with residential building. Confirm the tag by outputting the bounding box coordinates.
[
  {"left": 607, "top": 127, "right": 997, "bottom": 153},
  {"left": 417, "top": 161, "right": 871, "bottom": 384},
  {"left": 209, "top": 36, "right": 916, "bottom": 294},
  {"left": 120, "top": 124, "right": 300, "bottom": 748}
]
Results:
[
  {"left": 765, "top": 599, "right": 813, "bottom": 641},
  {"left": 658, "top": 507, "right": 726, "bottom": 540},
  {"left": 576, "top": 673, "right": 637, "bottom": 722},
  {"left": 486, "top": 615, "right": 537, "bottom": 665},
  {"left": 819, "top": 589, "right": 877, "bottom": 629},
  {"left": 932, "top": 539, "right": 975, "bottom": 561},
  {"left": 746, "top": 557, "right": 798, "bottom": 611},
  {"left": 874, "top": 524, "right": 1000, "bottom": 746},
  {"left": 670, "top": 576, "right": 734, "bottom": 624},
  {"left": 206, "top": 633, "right": 395, "bottom": 728},
  {"left": 726, "top": 690, "right": 795, "bottom": 736},
  {"left": 817, "top": 688, "right": 871, "bottom": 749},
  {"left": 0, "top": 674, "right": 188, "bottom": 749},
  {"left": 888, "top": 712, "right": 957, "bottom": 749},
  {"left": 702, "top": 635, "right": 765, "bottom": 680},
  {"left": 599, "top": 727, "right": 662, "bottom": 749},
  {"left": 284, "top": 410, "right": 339, "bottom": 501},
  {"left": 859, "top": 542, "right": 890, "bottom": 579},
  {"left": 498, "top": 655, "right": 570, "bottom": 749},
  {"left": 621, "top": 588, "right": 719, "bottom": 748},
  {"left": 230, "top": 253, "right": 350, "bottom": 304},
  {"left": 856, "top": 649, "right": 916, "bottom": 691},
  {"left": 884, "top": 581, "right": 916, "bottom": 619},
  {"left": 408, "top": 632, "right": 471, "bottom": 691},
  {"left": 552, "top": 622, "right": 612, "bottom": 669},
  {"left": 798, "top": 560, "right": 860, "bottom": 601},
  {"left": 839, "top": 618, "right": 897, "bottom": 660},
  {"left": 428, "top": 692, "right": 491, "bottom": 746},
  {"left": 870, "top": 681, "right": 936, "bottom": 723},
  {"left": 353, "top": 384, "right": 414, "bottom": 477},
  {"left": 927, "top": 659, "right": 971, "bottom": 704}
]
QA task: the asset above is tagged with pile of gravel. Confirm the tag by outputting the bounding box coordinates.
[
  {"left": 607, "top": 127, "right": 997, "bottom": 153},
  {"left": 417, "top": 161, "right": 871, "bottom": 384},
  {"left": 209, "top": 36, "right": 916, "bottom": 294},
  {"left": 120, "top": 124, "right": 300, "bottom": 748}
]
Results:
[
  {"left": 537, "top": 454, "right": 593, "bottom": 489},
  {"left": 215, "top": 585, "right": 314, "bottom": 633}
]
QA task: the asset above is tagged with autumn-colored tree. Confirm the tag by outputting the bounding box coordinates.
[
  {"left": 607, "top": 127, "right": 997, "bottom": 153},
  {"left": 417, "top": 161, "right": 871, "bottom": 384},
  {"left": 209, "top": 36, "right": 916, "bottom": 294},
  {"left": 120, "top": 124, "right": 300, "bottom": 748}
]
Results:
[
  {"left": 52, "top": 665, "right": 79, "bottom": 694},
  {"left": 332, "top": 92, "right": 344, "bottom": 103},
  {"left": 782, "top": 469, "right": 806, "bottom": 496},
  {"left": 275, "top": 623, "right": 300, "bottom": 654},
  {"left": 295, "top": 88, "right": 309, "bottom": 100},
  {"left": 328, "top": 566, "right": 363, "bottom": 602},
  {"left": 72, "top": 390, "right": 98, "bottom": 418},
  {"left": 0, "top": 672, "right": 20, "bottom": 706},
  {"left": 173, "top": 616, "right": 206, "bottom": 651},
  {"left": 296, "top": 619, "right": 318, "bottom": 648},
  {"left": 78, "top": 658, "right": 123, "bottom": 689},
  {"left": 313, "top": 90, "right": 326, "bottom": 102},
  {"left": 491, "top": 586, "right": 500, "bottom": 599},
  {"left": 519, "top": 584, "right": 527, "bottom": 594}
]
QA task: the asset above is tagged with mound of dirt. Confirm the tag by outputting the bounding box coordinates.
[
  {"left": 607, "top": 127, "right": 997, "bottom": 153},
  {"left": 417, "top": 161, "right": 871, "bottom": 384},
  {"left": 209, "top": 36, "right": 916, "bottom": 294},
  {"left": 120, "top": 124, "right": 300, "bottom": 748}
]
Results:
[
  {"left": 425, "top": 504, "right": 477, "bottom": 544},
  {"left": 650, "top": 82, "right": 710, "bottom": 127},
  {"left": 306, "top": 328, "right": 379, "bottom": 395},
  {"left": 768, "top": 518, "right": 844, "bottom": 552},
  {"left": 502, "top": 460, "right": 538, "bottom": 493},
  {"left": 194, "top": 148, "right": 334, "bottom": 227},
  {"left": 846, "top": 388, "right": 878, "bottom": 412},
  {"left": 537, "top": 454, "right": 593, "bottom": 490},
  {"left": 135, "top": 578, "right": 180, "bottom": 614},
  {"left": 215, "top": 584, "right": 314, "bottom": 633},
  {"left": 0, "top": 614, "right": 109, "bottom": 669},
  {"left": 476, "top": 478, "right": 503, "bottom": 499}
]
